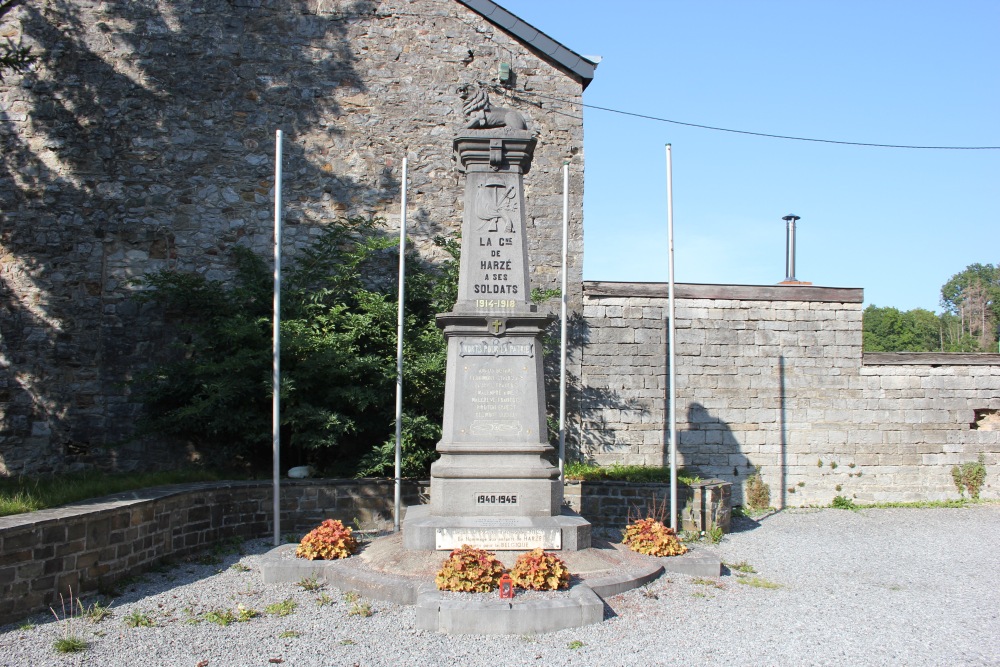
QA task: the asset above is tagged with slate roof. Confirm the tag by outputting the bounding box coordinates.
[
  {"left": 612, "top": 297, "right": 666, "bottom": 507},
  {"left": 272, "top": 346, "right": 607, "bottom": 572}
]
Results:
[{"left": 456, "top": 0, "right": 598, "bottom": 89}]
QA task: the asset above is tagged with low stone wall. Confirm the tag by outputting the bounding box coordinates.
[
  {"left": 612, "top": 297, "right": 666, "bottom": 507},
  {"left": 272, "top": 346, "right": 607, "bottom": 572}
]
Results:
[
  {"left": 0, "top": 479, "right": 427, "bottom": 627},
  {"left": 563, "top": 479, "right": 731, "bottom": 535}
]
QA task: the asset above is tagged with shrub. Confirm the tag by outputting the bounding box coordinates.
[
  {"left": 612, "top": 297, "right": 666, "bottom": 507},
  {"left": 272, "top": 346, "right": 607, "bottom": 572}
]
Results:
[
  {"left": 952, "top": 454, "right": 987, "bottom": 499},
  {"left": 133, "top": 218, "right": 458, "bottom": 475},
  {"left": 295, "top": 519, "right": 357, "bottom": 560},
  {"left": 745, "top": 467, "right": 770, "bottom": 510},
  {"left": 510, "top": 549, "right": 570, "bottom": 591},
  {"left": 435, "top": 545, "right": 506, "bottom": 592},
  {"left": 622, "top": 518, "right": 688, "bottom": 557}
]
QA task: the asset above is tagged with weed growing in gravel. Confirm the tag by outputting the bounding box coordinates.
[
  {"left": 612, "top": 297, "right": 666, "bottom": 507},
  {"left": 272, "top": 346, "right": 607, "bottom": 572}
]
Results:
[
  {"left": 279, "top": 630, "right": 301, "bottom": 639},
  {"left": 204, "top": 609, "right": 236, "bottom": 626},
  {"left": 831, "top": 495, "right": 857, "bottom": 510},
  {"left": 315, "top": 593, "right": 334, "bottom": 607},
  {"left": 51, "top": 589, "right": 88, "bottom": 654},
  {"left": 124, "top": 610, "right": 155, "bottom": 628},
  {"left": 691, "top": 578, "right": 724, "bottom": 589},
  {"left": 736, "top": 576, "right": 782, "bottom": 589},
  {"left": 567, "top": 640, "right": 585, "bottom": 650},
  {"left": 230, "top": 563, "right": 252, "bottom": 573},
  {"left": 19, "top": 621, "right": 36, "bottom": 631},
  {"left": 81, "top": 599, "right": 113, "bottom": 623},
  {"left": 298, "top": 575, "right": 324, "bottom": 592},
  {"left": 348, "top": 600, "right": 373, "bottom": 617},
  {"left": 343, "top": 591, "right": 360, "bottom": 603},
  {"left": 340, "top": 639, "right": 356, "bottom": 645},
  {"left": 725, "top": 561, "right": 757, "bottom": 574},
  {"left": 265, "top": 599, "right": 297, "bottom": 617},
  {"left": 707, "top": 526, "right": 724, "bottom": 544}
]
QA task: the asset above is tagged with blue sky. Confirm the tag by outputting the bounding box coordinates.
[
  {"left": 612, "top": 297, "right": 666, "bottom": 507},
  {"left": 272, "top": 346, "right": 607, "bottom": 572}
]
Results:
[{"left": 494, "top": 0, "right": 999, "bottom": 312}]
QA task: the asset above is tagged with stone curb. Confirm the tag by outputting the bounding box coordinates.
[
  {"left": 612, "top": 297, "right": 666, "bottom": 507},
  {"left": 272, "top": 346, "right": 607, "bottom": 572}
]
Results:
[
  {"left": 415, "top": 584, "right": 604, "bottom": 635},
  {"left": 259, "top": 543, "right": 703, "bottom": 634}
]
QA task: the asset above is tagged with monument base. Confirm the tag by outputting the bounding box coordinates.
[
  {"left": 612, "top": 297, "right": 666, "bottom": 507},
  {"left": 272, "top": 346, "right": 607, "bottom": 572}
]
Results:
[{"left": 402, "top": 505, "right": 591, "bottom": 551}]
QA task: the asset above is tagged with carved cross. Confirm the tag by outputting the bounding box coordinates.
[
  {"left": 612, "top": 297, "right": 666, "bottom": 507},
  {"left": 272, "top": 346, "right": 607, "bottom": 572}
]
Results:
[{"left": 491, "top": 319, "right": 503, "bottom": 334}]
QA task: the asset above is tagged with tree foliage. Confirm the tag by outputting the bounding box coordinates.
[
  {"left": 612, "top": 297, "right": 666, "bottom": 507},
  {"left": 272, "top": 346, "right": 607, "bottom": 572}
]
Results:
[
  {"left": 863, "top": 263, "right": 1000, "bottom": 353},
  {"left": 940, "top": 263, "right": 999, "bottom": 352},
  {"left": 0, "top": 0, "right": 35, "bottom": 81},
  {"left": 862, "top": 305, "right": 941, "bottom": 352},
  {"left": 133, "top": 217, "right": 457, "bottom": 476}
]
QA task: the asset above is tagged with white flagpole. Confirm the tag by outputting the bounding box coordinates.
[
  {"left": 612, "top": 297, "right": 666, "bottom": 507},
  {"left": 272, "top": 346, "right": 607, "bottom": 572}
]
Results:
[
  {"left": 559, "top": 162, "right": 569, "bottom": 480},
  {"left": 393, "top": 157, "right": 408, "bottom": 532},
  {"left": 666, "top": 144, "right": 678, "bottom": 531},
  {"left": 272, "top": 129, "right": 283, "bottom": 547}
]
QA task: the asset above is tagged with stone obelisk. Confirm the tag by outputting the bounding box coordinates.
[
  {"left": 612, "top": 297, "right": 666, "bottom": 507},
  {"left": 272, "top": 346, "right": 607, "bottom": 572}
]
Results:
[{"left": 403, "top": 87, "right": 590, "bottom": 551}]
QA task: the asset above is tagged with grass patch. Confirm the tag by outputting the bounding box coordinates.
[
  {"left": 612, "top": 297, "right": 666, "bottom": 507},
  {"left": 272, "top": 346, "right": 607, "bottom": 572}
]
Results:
[
  {"left": 80, "top": 599, "right": 113, "bottom": 623},
  {"left": 51, "top": 588, "right": 88, "bottom": 654},
  {"left": 856, "top": 498, "right": 996, "bottom": 509},
  {"left": 831, "top": 495, "right": 857, "bottom": 510},
  {"left": 691, "top": 577, "right": 723, "bottom": 589},
  {"left": 725, "top": 561, "right": 756, "bottom": 574},
  {"left": 124, "top": 610, "right": 154, "bottom": 628},
  {"left": 265, "top": 599, "right": 297, "bottom": 617},
  {"left": 567, "top": 640, "right": 585, "bottom": 650},
  {"left": 347, "top": 601, "right": 372, "bottom": 617},
  {"left": 278, "top": 630, "right": 301, "bottom": 639},
  {"left": 736, "top": 576, "right": 782, "bottom": 589},
  {"left": 563, "top": 462, "right": 702, "bottom": 485},
  {"left": 0, "top": 469, "right": 244, "bottom": 517},
  {"left": 53, "top": 636, "right": 88, "bottom": 653}
]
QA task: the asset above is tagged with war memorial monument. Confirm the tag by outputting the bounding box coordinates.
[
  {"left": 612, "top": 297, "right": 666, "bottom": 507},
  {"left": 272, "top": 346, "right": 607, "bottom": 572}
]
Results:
[{"left": 403, "top": 86, "right": 591, "bottom": 552}]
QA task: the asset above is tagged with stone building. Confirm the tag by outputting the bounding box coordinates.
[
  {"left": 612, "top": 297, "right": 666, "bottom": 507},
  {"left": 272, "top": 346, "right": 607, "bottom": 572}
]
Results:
[{"left": 0, "top": 0, "right": 595, "bottom": 474}]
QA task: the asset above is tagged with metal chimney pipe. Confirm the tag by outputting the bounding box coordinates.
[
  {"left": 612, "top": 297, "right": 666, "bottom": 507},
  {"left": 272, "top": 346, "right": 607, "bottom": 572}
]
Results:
[{"left": 782, "top": 215, "right": 800, "bottom": 282}]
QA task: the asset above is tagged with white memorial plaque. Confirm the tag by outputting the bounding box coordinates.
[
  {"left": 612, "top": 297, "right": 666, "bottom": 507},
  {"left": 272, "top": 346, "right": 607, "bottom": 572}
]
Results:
[{"left": 435, "top": 527, "right": 561, "bottom": 551}]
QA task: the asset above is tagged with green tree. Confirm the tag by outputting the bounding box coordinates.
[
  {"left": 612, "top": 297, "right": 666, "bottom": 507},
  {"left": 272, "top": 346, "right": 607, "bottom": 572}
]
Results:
[
  {"left": 940, "top": 263, "right": 999, "bottom": 352},
  {"left": 0, "top": 0, "right": 35, "bottom": 81},
  {"left": 133, "top": 217, "right": 457, "bottom": 477},
  {"left": 862, "top": 305, "right": 942, "bottom": 352}
]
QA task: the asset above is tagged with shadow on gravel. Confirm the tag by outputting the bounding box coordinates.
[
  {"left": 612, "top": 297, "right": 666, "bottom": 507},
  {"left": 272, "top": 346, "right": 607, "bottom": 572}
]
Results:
[{"left": 5, "top": 538, "right": 275, "bottom": 630}]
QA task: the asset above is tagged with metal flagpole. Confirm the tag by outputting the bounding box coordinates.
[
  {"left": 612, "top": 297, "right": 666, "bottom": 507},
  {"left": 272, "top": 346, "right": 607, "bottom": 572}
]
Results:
[
  {"left": 393, "top": 157, "right": 408, "bottom": 532},
  {"left": 665, "top": 144, "right": 678, "bottom": 531},
  {"left": 558, "top": 162, "right": 570, "bottom": 480},
  {"left": 272, "top": 129, "right": 283, "bottom": 547}
]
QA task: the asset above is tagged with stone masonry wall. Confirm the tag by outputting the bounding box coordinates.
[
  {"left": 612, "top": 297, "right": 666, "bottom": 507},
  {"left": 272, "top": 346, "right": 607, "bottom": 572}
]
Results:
[
  {"left": 563, "top": 479, "right": 731, "bottom": 535},
  {"left": 578, "top": 282, "right": 1000, "bottom": 507},
  {"left": 0, "top": 478, "right": 429, "bottom": 626},
  {"left": 0, "top": 0, "right": 587, "bottom": 474}
]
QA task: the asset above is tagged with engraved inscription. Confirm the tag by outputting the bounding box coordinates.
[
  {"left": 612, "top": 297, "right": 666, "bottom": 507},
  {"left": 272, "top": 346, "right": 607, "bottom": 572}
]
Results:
[
  {"left": 459, "top": 339, "right": 534, "bottom": 357},
  {"left": 436, "top": 528, "right": 561, "bottom": 551},
  {"left": 475, "top": 493, "right": 519, "bottom": 506},
  {"left": 467, "top": 364, "right": 523, "bottom": 436}
]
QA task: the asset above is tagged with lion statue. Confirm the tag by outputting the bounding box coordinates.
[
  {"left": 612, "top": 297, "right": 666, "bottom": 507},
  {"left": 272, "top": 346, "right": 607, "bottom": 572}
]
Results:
[{"left": 458, "top": 84, "right": 528, "bottom": 131}]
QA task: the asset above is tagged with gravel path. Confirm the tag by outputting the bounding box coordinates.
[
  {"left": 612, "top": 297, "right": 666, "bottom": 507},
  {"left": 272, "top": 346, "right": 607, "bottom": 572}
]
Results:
[{"left": 3, "top": 505, "right": 998, "bottom": 667}]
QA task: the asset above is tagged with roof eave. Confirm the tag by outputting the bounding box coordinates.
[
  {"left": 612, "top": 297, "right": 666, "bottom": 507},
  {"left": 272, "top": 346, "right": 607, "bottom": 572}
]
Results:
[{"left": 456, "top": 0, "right": 598, "bottom": 90}]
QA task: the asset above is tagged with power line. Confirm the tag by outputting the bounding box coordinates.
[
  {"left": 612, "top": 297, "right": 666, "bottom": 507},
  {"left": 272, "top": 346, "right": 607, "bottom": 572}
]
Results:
[
  {"left": 379, "top": 9, "right": 999, "bottom": 150},
  {"left": 494, "top": 86, "right": 1000, "bottom": 151}
]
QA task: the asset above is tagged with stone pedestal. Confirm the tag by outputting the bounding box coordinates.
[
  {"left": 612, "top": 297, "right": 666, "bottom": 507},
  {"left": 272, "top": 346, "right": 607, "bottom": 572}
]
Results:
[{"left": 403, "top": 129, "right": 590, "bottom": 551}]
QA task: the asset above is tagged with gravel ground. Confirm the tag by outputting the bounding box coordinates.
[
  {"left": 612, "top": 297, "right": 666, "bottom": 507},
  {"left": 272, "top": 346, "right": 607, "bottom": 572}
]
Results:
[{"left": 2, "top": 505, "right": 999, "bottom": 667}]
